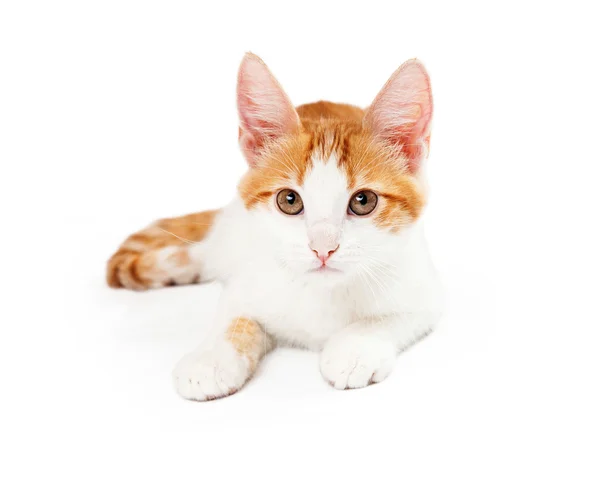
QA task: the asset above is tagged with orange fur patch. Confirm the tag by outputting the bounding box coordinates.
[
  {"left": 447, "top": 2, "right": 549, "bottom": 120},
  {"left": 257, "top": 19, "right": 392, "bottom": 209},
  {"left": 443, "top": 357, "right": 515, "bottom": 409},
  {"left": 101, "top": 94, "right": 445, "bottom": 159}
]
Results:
[
  {"left": 237, "top": 101, "right": 425, "bottom": 231},
  {"left": 106, "top": 210, "right": 218, "bottom": 290},
  {"left": 296, "top": 100, "right": 364, "bottom": 122},
  {"left": 226, "top": 317, "right": 272, "bottom": 372},
  {"left": 237, "top": 133, "right": 313, "bottom": 208}
]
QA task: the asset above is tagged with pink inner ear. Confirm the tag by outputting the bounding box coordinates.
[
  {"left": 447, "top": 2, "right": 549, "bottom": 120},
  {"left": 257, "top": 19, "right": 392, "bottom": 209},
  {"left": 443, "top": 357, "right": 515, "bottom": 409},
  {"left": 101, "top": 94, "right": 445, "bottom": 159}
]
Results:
[
  {"left": 238, "top": 133, "right": 260, "bottom": 167},
  {"left": 237, "top": 53, "right": 300, "bottom": 165},
  {"left": 365, "top": 60, "right": 433, "bottom": 174}
]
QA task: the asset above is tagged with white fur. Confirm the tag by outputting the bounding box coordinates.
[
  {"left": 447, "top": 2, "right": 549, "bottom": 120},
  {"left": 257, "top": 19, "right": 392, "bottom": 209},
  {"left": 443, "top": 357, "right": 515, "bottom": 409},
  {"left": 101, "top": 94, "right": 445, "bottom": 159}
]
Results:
[
  {"left": 173, "top": 340, "right": 250, "bottom": 401},
  {"left": 320, "top": 330, "right": 396, "bottom": 389},
  {"left": 174, "top": 155, "right": 443, "bottom": 399}
]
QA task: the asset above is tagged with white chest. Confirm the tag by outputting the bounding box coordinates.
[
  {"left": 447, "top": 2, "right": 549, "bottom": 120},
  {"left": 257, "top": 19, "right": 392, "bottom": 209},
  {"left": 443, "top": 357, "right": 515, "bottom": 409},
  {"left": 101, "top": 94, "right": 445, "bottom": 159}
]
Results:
[{"left": 223, "top": 270, "right": 357, "bottom": 350}]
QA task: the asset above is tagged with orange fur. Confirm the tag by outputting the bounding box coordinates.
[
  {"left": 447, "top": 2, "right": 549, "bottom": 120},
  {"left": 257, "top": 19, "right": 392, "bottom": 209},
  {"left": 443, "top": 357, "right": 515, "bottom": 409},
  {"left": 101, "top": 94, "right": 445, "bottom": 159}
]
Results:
[
  {"left": 238, "top": 101, "right": 425, "bottom": 231},
  {"left": 107, "top": 210, "right": 218, "bottom": 290},
  {"left": 226, "top": 317, "right": 272, "bottom": 372},
  {"left": 296, "top": 100, "right": 364, "bottom": 122}
]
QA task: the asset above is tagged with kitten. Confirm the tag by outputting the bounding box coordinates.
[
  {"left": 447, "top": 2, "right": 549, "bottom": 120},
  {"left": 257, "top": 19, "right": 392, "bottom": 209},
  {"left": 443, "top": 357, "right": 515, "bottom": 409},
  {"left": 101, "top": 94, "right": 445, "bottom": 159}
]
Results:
[{"left": 107, "top": 53, "right": 443, "bottom": 400}]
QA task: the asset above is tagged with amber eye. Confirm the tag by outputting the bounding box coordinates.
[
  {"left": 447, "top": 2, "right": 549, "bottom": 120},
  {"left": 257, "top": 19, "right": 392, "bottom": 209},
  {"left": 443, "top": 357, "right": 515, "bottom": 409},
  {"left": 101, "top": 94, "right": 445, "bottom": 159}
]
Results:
[
  {"left": 276, "top": 189, "right": 304, "bottom": 215},
  {"left": 348, "top": 190, "right": 378, "bottom": 216}
]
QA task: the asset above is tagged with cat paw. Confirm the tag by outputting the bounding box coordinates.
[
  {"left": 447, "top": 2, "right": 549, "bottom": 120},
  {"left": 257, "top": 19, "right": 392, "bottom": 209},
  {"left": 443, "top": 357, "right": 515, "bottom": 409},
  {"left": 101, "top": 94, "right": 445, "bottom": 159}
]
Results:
[
  {"left": 320, "top": 335, "right": 396, "bottom": 390},
  {"left": 173, "top": 343, "right": 250, "bottom": 401}
]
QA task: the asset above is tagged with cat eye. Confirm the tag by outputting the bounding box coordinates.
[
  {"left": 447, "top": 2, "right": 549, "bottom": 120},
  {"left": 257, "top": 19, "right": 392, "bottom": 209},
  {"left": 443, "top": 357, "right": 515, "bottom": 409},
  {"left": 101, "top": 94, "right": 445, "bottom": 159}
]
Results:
[
  {"left": 276, "top": 189, "right": 304, "bottom": 215},
  {"left": 348, "top": 190, "right": 378, "bottom": 216}
]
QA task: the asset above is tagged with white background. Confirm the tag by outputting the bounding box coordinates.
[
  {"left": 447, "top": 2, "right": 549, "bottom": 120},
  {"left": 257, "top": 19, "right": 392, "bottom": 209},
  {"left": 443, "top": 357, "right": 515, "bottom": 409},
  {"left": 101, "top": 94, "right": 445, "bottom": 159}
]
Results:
[{"left": 2, "top": 1, "right": 599, "bottom": 477}]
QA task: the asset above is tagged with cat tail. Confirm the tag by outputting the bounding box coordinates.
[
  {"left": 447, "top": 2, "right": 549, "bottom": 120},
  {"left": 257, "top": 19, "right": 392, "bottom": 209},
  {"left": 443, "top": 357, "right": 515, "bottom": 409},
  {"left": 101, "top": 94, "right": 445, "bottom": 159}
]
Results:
[{"left": 106, "top": 210, "right": 219, "bottom": 291}]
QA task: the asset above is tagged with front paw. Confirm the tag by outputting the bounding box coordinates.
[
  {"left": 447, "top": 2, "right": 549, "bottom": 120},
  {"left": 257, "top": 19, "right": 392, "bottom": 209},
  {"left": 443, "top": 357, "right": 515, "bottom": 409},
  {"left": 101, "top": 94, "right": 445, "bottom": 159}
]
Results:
[
  {"left": 320, "top": 335, "right": 396, "bottom": 390},
  {"left": 173, "top": 343, "right": 250, "bottom": 401}
]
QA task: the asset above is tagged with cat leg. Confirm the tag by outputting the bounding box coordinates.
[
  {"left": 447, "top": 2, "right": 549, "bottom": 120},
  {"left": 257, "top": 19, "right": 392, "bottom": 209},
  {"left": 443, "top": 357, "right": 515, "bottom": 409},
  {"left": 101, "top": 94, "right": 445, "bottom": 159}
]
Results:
[
  {"left": 320, "top": 312, "right": 439, "bottom": 390},
  {"left": 173, "top": 317, "right": 274, "bottom": 401},
  {"left": 106, "top": 210, "right": 219, "bottom": 291}
]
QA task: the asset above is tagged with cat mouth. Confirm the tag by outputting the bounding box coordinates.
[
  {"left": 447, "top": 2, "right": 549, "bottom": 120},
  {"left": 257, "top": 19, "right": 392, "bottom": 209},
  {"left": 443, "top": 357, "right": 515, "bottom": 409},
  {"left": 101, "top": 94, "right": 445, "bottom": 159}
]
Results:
[{"left": 308, "top": 264, "right": 342, "bottom": 273}]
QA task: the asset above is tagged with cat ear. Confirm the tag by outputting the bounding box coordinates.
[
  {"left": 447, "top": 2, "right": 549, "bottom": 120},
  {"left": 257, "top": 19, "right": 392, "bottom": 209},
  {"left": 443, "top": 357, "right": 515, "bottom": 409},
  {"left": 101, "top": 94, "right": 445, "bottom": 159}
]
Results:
[
  {"left": 237, "top": 53, "right": 301, "bottom": 166},
  {"left": 364, "top": 59, "right": 433, "bottom": 174}
]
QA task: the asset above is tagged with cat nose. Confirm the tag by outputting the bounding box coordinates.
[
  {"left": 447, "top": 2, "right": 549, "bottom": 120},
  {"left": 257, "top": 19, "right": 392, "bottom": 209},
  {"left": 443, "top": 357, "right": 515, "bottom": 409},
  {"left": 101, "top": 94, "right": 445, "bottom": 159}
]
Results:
[
  {"left": 308, "top": 221, "right": 340, "bottom": 264},
  {"left": 311, "top": 244, "right": 339, "bottom": 264}
]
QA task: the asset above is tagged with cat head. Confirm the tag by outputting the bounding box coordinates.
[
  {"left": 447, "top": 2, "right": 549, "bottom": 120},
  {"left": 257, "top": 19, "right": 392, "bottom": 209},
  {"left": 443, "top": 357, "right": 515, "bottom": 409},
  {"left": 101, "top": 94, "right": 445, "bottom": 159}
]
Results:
[{"left": 236, "top": 53, "right": 433, "bottom": 281}]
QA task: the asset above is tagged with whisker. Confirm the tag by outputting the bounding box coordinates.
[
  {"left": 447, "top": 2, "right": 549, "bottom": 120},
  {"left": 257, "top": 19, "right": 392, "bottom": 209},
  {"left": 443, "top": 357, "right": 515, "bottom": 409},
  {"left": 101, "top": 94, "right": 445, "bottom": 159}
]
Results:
[{"left": 155, "top": 227, "right": 202, "bottom": 245}]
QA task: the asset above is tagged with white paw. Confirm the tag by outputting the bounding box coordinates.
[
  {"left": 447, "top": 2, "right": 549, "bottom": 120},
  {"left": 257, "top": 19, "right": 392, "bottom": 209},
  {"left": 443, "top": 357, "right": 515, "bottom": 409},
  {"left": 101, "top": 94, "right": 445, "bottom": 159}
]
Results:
[
  {"left": 173, "top": 342, "right": 249, "bottom": 401},
  {"left": 320, "top": 335, "right": 396, "bottom": 390}
]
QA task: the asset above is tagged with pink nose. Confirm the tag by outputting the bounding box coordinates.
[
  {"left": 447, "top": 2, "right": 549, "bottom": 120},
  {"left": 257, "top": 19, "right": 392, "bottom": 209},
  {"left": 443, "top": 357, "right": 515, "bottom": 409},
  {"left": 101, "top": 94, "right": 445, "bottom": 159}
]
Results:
[{"left": 311, "top": 245, "right": 339, "bottom": 264}]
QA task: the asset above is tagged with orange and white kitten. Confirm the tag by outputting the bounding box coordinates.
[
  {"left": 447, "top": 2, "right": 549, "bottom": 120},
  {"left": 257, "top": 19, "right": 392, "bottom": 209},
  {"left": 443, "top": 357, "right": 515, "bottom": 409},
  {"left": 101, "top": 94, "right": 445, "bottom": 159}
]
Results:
[{"left": 107, "top": 53, "right": 442, "bottom": 400}]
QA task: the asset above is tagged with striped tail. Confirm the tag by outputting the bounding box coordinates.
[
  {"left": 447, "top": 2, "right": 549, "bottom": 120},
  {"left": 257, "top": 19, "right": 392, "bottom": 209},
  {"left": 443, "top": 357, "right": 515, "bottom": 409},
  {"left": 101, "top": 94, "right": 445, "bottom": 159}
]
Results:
[{"left": 106, "top": 210, "right": 218, "bottom": 291}]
